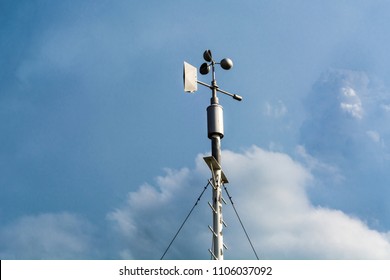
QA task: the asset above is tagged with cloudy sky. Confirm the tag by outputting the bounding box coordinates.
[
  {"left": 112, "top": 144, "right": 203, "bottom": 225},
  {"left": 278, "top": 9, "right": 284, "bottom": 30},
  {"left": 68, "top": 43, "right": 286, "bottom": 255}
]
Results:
[{"left": 2, "top": 0, "right": 390, "bottom": 259}]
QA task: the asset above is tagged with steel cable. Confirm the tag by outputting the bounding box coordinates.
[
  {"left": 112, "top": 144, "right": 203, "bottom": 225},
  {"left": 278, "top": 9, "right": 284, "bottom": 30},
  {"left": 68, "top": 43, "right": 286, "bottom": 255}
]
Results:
[
  {"left": 160, "top": 181, "right": 211, "bottom": 260},
  {"left": 223, "top": 183, "right": 260, "bottom": 260}
]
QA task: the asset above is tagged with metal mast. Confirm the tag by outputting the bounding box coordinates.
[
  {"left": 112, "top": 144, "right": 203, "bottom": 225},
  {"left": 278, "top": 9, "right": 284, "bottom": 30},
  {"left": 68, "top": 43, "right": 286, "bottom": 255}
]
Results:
[{"left": 183, "top": 50, "right": 242, "bottom": 260}]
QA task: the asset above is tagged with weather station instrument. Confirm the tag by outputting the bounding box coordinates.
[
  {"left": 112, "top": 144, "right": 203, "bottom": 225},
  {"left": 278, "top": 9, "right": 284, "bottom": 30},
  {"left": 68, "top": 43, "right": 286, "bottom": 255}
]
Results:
[
  {"left": 161, "top": 50, "right": 257, "bottom": 260},
  {"left": 183, "top": 50, "right": 242, "bottom": 260}
]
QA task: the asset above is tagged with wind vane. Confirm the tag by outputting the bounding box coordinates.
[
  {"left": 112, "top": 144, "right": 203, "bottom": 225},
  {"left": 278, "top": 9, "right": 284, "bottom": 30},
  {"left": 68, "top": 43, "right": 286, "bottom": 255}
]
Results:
[{"left": 183, "top": 50, "right": 242, "bottom": 260}]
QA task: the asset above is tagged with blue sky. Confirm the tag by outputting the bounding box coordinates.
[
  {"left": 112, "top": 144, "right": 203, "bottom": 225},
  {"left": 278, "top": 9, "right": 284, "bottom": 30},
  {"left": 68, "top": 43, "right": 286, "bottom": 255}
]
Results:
[{"left": 2, "top": 0, "right": 390, "bottom": 259}]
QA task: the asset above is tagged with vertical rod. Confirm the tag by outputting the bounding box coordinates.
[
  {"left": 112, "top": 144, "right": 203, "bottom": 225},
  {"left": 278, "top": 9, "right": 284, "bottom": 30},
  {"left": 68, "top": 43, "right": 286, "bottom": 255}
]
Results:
[
  {"left": 211, "top": 136, "right": 221, "bottom": 163},
  {"left": 210, "top": 65, "right": 224, "bottom": 260}
]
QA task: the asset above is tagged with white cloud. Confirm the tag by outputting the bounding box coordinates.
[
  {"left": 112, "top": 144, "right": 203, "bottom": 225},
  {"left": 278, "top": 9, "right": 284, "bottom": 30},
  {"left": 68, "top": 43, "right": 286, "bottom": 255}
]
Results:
[
  {"left": 2, "top": 147, "right": 389, "bottom": 260},
  {"left": 107, "top": 146, "right": 390, "bottom": 259},
  {"left": 106, "top": 167, "right": 203, "bottom": 260},
  {"left": 297, "top": 69, "right": 390, "bottom": 235},
  {"left": 300, "top": 69, "right": 390, "bottom": 162},
  {"left": 339, "top": 87, "right": 363, "bottom": 119},
  {"left": 223, "top": 147, "right": 390, "bottom": 259},
  {"left": 295, "top": 145, "right": 344, "bottom": 183},
  {"left": 0, "top": 212, "right": 95, "bottom": 259},
  {"left": 264, "top": 101, "right": 288, "bottom": 118}
]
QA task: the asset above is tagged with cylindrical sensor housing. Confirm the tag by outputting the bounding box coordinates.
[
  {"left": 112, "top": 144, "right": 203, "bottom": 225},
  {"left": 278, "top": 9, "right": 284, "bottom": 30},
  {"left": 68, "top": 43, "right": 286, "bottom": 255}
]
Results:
[{"left": 207, "top": 104, "right": 224, "bottom": 139}]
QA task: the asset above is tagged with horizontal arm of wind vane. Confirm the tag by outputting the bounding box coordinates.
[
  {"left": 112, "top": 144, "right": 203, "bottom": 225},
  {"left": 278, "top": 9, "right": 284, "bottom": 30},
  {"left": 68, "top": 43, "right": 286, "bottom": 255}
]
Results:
[{"left": 197, "top": 81, "right": 243, "bottom": 101}]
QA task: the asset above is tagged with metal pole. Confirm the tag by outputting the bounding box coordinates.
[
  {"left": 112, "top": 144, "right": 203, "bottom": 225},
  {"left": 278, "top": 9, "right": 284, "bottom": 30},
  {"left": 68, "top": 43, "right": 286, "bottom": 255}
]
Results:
[{"left": 208, "top": 64, "right": 224, "bottom": 260}]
